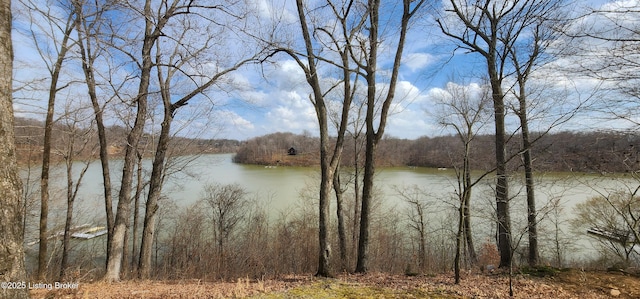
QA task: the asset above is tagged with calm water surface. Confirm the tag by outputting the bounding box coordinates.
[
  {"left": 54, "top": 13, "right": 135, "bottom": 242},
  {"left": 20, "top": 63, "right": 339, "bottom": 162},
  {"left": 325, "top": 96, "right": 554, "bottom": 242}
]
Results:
[{"left": 23, "top": 153, "right": 638, "bottom": 262}]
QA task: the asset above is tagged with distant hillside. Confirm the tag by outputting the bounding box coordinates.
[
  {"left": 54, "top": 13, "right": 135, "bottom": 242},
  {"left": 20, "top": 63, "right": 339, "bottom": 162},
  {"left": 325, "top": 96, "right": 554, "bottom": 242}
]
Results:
[
  {"left": 233, "top": 131, "right": 640, "bottom": 173},
  {"left": 13, "top": 117, "right": 240, "bottom": 165},
  {"left": 18, "top": 114, "right": 638, "bottom": 173}
]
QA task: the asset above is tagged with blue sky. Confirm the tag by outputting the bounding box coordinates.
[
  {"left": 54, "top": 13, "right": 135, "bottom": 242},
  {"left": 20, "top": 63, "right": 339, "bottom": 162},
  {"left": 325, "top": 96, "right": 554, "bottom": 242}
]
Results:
[
  {"left": 11, "top": 0, "right": 637, "bottom": 141},
  {"left": 191, "top": 0, "right": 484, "bottom": 140}
]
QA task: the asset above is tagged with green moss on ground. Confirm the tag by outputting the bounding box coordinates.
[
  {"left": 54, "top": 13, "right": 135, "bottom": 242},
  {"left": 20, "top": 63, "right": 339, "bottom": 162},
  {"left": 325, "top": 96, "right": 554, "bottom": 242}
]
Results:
[{"left": 251, "top": 279, "right": 461, "bottom": 299}]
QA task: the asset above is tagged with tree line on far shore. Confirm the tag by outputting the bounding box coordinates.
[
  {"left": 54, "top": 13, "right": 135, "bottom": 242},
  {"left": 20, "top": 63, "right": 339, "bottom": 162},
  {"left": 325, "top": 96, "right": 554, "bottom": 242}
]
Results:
[
  {"left": 17, "top": 115, "right": 638, "bottom": 176},
  {"left": 13, "top": 117, "right": 241, "bottom": 165},
  {"left": 17, "top": 115, "right": 639, "bottom": 175},
  {"left": 233, "top": 130, "right": 640, "bottom": 174}
]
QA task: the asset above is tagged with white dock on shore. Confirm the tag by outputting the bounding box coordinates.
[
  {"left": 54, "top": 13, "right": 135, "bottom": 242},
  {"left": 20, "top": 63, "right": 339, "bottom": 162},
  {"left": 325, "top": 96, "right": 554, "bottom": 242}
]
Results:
[
  {"left": 26, "top": 225, "right": 107, "bottom": 245},
  {"left": 72, "top": 226, "right": 108, "bottom": 239}
]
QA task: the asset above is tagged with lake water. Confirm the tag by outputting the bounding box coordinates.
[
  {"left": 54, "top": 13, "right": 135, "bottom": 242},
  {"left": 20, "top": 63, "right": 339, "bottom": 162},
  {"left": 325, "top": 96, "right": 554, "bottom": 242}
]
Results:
[{"left": 22, "top": 153, "right": 639, "bottom": 264}]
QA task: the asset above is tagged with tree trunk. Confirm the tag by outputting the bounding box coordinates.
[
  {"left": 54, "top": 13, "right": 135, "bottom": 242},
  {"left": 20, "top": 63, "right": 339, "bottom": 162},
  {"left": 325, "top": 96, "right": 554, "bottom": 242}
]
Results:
[
  {"left": 37, "top": 20, "right": 73, "bottom": 280},
  {"left": 131, "top": 154, "right": 143, "bottom": 274},
  {"left": 218, "top": 226, "right": 225, "bottom": 278},
  {"left": 60, "top": 154, "right": 76, "bottom": 279},
  {"left": 104, "top": 89, "right": 148, "bottom": 281},
  {"left": 72, "top": 3, "right": 114, "bottom": 266},
  {"left": 59, "top": 137, "right": 90, "bottom": 280},
  {"left": 463, "top": 192, "right": 477, "bottom": 263},
  {"left": 138, "top": 111, "right": 172, "bottom": 279},
  {"left": 38, "top": 150, "right": 50, "bottom": 281},
  {"left": 351, "top": 138, "right": 361, "bottom": 264},
  {"left": 356, "top": 0, "right": 419, "bottom": 273},
  {"left": 122, "top": 147, "right": 145, "bottom": 278},
  {"left": 121, "top": 209, "right": 131, "bottom": 277},
  {"left": 294, "top": 0, "right": 358, "bottom": 277},
  {"left": 454, "top": 196, "right": 464, "bottom": 284},
  {"left": 519, "top": 102, "right": 538, "bottom": 266},
  {"left": 488, "top": 58, "right": 512, "bottom": 268},
  {"left": 523, "top": 136, "right": 537, "bottom": 266},
  {"left": 315, "top": 100, "right": 333, "bottom": 277},
  {"left": 333, "top": 170, "right": 348, "bottom": 272},
  {"left": 104, "top": 0, "right": 154, "bottom": 281},
  {"left": 138, "top": 200, "right": 160, "bottom": 279},
  {"left": 511, "top": 48, "right": 540, "bottom": 266},
  {"left": 105, "top": 89, "right": 148, "bottom": 282},
  {"left": 318, "top": 178, "right": 333, "bottom": 277},
  {"left": 492, "top": 87, "right": 512, "bottom": 268},
  {"left": 456, "top": 142, "right": 472, "bottom": 283},
  {"left": 0, "top": 1, "right": 29, "bottom": 296},
  {"left": 355, "top": 130, "right": 376, "bottom": 273},
  {"left": 463, "top": 144, "right": 477, "bottom": 264},
  {"left": 418, "top": 210, "right": 426, "bottom": 271},
  {"left": 355, "top": 0, "right": 380, "bottom": 272}
]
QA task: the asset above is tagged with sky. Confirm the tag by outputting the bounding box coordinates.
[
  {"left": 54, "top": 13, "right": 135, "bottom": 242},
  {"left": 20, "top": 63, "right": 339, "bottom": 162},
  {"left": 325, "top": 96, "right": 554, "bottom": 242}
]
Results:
[{"left": 10, "top": 0, "right": 639, "bottom": 141}]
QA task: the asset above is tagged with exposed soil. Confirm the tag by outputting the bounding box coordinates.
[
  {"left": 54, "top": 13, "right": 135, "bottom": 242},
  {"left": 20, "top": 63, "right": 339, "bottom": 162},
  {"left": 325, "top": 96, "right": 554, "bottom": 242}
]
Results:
[{"left": 29, "top": 269, "right": 640, "bottom": 299}]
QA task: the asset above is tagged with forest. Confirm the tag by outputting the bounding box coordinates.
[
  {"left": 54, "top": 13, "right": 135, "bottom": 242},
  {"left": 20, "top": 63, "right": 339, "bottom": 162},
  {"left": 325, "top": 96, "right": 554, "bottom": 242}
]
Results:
[
  {"left": 1, "top": 0, "right": 639, "bottom": 298},
  {"left": 233, "top": 130, "right": 640, "bottom": 173},
  {"left": 13, "top": 117, "right": 242, "bottom": 164}
]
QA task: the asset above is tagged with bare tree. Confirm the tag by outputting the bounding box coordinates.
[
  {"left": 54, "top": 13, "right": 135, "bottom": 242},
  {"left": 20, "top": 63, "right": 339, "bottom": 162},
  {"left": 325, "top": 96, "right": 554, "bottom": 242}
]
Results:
[
  {"left": 565, "top": 7, "right": 640, "bottom": 263},
  {"left": 136, "top": 1, "right": 262, "bottom": 279},
  {"left": 505, "top": 0, "right": 573, "bottom": 266},
  {"left": 0, "top": 0, "right": 29, "bottom": 297},
  {"left": 201, "top": 183, "right": 249, "bottom": 278},
  {"left": 396, "top": 185, "right": 432, "bottom": 273},
  {"left": 327, "top": 75, "right": 367, "bottom": 271},
  {"left": 58, "top": 106, "right": 95, "bottom": 279},
  {"left": 436, "top": 0, "right": 568, "bottom": 268},
  {"left": 565, "top": 7, "right": 640, "bottom": 256},
  {"left": 101, "top": 0, "right": 254, "bottom": 281},
  {"left": 568, "top": 2, "right": 640, "bottom": 125},
  {"left": 103, "top": 0, "right": 154, "bottom": 282},
  {"left": 573, "top": 190, "right": 640, "bottom": 266},
  {"left": 270, "top": 0, "right": 367, "bottom": 276},
  {"left": 71, "top": 0, "right": 116, "bottom": 266},
  {"left": 432, "top": 80, "right": 492, "bottom": 282},
  {"left": 355, "top": 0, "right": 426, "bottom": 273},
  {"left": 18, "top": 0, "right": 78, "bottom": 279}
]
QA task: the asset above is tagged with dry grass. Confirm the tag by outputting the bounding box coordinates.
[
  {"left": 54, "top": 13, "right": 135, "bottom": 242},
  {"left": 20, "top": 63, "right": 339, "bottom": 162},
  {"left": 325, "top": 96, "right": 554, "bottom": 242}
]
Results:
[
  {"left": 29, "top": 275, "right": 312, "bottom": 299},
  {"left": 29, "top": 270, "right": 640, "bottom": 299}
]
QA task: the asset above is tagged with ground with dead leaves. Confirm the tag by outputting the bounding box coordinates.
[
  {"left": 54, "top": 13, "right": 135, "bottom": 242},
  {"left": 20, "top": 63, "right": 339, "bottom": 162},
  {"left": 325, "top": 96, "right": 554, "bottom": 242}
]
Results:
[{"left": 29, "top": 269, "right": 640, "bottom": 298}]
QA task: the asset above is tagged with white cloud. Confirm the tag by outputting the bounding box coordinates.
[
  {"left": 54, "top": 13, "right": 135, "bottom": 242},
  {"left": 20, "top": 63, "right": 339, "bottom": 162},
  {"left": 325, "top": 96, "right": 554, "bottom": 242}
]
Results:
[
  {"left": 220, "top": 110, "right": 255, "bottom": 131},
  {"left": 268, "top": 60, "right": 308, "bottom": 92},
  {"left": 248, "top": 0, "right": 297, "bottom": 23},
  {"left": 395, "top": 80, "right": 426, "bottom": 104},
  {"left": 238, "top": 90, "right": 270, "bottom": 106},
  {"left": 386, "top": 108, "right": 438, "bottom": 139},
  {"left": 264, "top": 91, "right": 318, "bottom": 134},
  {"left": 403, "top": 53, "right": 437, "bottom": 72}
]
